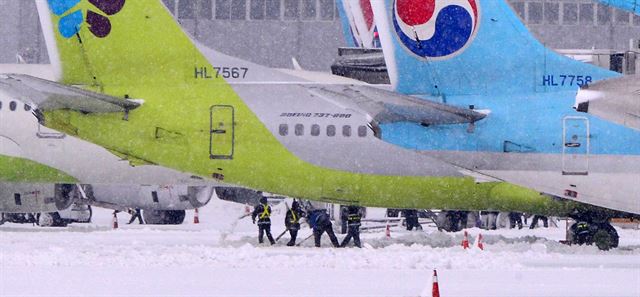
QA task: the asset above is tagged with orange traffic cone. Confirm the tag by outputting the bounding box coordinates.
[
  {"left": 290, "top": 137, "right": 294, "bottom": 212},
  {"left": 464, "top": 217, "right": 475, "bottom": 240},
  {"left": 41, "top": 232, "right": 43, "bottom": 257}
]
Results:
[
  {"left": 112, "top": 212, "right": 118, "bottom": 229},
  {"left": 476, "top": 233, "right": 484, "bottom": 250},
  {"left": 194, "top": 208, "right": 200, "bottom": 224},
  {"left": 461, "top": 230, "right": 470, "bottom": 249},
  {"left": 385, "top": 223, "right": 391, "bottom": 238},
  {"left": 432, "top": 269, "right": 440, "bottom": 297}
]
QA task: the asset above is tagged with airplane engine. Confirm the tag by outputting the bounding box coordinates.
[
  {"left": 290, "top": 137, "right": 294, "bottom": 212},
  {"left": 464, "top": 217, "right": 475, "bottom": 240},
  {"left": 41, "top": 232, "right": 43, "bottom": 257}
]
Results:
[
  {"left": 0, "top": 183, "right": 74, "bottom": 213},
  {"left": 86, "top": 185, "right": 214, "bottom": 211}
]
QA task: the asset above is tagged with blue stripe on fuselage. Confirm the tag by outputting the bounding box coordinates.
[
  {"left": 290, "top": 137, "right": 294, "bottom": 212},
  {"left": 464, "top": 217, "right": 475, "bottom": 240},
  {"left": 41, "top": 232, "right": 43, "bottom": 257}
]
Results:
[{"left": 380, "top": 91, "right": 640, "bottom": 156}]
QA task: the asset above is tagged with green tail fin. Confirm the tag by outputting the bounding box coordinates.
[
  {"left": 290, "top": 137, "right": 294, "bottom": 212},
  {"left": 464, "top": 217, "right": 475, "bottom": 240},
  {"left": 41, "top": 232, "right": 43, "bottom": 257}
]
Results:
[{"left": 45, "top": 0, "right": 204, "bottom": 87}]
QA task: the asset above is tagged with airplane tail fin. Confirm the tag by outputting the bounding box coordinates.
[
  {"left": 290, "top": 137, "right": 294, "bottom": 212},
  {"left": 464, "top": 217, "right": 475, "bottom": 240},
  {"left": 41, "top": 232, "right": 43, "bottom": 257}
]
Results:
[
  {"left": 38, "top": 0, "right": 203, "bottom": 87},
  {"left": 596, "top": 0, "right": 640, "bottom": 15},
  {"left": 337, "top": 0, "right": 378, "bottom": 48},
  {"left": 370, "top": 0, "right": 619, "bottom": 96}
]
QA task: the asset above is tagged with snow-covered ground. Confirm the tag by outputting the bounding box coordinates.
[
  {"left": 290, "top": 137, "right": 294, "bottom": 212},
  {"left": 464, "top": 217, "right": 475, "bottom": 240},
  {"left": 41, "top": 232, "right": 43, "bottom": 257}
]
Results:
[{"left": 1, "top": 197, "right": 639, "bottom": 297}]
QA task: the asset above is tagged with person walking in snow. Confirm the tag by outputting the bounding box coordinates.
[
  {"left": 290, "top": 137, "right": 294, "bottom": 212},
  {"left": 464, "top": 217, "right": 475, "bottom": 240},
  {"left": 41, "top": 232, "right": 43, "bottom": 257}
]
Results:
[
  {"left": 285, "top": 200, "right": 305, "bottom": 246},
  {"left": 340, "top": 205, "right": 362, "bottom": 248},
  {"left": 127, "top": 208, "right": 144, "bottom": 224},
  {"left": 252, "top": 194, "right": 275, "bottom": 245},
  {"left": 403, "top": 209, "right": 423, "bottom": 231},
  {"left": 308, "top": 208, "right": 339, "bottom": 247},
  {"left": 508, "top": 212, "right": 523, "bottom": 229},
  {"left": 529, "top": 215, "right": 549, "bottom": 229}
]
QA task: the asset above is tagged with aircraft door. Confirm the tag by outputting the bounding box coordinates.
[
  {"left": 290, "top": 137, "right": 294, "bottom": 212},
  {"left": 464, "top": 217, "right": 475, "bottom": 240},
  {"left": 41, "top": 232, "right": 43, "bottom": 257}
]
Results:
[
  {"left": 562, "top": 116, "right": 589, "bottom": 175},
  {"left": 209, "top": 105, "right": 235, "bottom": 159}
]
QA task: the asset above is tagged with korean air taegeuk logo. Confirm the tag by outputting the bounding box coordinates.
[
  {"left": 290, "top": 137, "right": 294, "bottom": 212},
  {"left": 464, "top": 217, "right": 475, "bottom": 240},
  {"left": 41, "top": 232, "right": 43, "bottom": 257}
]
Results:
[{"left": 392, "top": 0, "right": 480, "bottom": 60}]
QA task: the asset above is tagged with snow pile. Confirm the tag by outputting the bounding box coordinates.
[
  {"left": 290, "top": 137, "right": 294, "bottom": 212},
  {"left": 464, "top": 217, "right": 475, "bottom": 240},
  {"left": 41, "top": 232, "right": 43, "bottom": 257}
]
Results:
[{"left": 1, "top": 197, "right": 639, "bottom": 296}]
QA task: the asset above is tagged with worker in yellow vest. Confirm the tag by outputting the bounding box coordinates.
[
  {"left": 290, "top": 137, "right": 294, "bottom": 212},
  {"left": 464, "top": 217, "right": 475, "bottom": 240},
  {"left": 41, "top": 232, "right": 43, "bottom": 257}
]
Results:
[
  {"left": 252, "top": 194, "right": 275, "bottom": 245},
  {"left": 284, "top": 200, "right": 306, "bottom": 246}
]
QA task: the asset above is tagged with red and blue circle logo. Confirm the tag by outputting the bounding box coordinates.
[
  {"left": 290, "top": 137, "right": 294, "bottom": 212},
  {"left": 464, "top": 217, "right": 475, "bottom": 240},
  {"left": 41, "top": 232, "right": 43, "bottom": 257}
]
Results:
[{"left": 392, "top": 0, "right": 479, "bottom": 59}]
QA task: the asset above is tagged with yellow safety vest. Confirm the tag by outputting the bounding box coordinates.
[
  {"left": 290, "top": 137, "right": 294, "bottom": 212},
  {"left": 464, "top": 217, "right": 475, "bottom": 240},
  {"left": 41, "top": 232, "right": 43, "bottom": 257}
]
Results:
[{"left": 259, "top": 204, "right": 270, "bottom": 219}]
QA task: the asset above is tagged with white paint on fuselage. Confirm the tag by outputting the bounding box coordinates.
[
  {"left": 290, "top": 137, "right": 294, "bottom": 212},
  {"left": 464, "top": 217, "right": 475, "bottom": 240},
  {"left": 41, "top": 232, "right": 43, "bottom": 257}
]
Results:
[{"left": 484, "top": 169, "right": 640, "bottom": 215}]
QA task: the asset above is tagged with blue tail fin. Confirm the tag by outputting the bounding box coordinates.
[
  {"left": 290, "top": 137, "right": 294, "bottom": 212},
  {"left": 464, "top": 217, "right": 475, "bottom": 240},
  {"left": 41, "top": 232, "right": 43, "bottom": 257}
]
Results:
[
  {"left": 371, "top": 0, "right": 620, "bottom": 96},
  {"left": 597, "top": 0, "right": 640, "bottom": 15}
]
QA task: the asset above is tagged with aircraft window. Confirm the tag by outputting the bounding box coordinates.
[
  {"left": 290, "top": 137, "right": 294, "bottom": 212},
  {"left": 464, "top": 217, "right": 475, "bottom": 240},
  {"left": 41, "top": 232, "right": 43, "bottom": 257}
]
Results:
[
  {"left": 279, "top": 124, "right": 288, "bottom": 136},
  {"left": 527, "top": 2, "right": 542, "bottom": 24},
  {"left": 597, "top": 4, "right": 612, "bottom": 25},
  {"left": 295, "top": 124, "right": 304, "bottom": 136},
  {"left": 327, "top": 125, "right": 336, "bottom": 136},
  {"left": 342, "top": 125, "right": 351, "bottom": 137},
  {"left": 199, "top": 0, "right": 213, "bottom": 19},
  {"left": 250, "top": 0, "right": 265, "bottom": 20},
  {"left": 284, "top": 0, "right": 299, "bottom": 19},
  {"left": 24, "top": 104, "right": 31, "bottom": 111},
  {"left": 635, "top": 15, "right": 640, "bottom": 26},
  {"left": 511, "top": 2, "right": 525, "bottom": 20},
  {"left": 9, "top": 101, "right": 17, "bottom": 111},
  {"left": 311, "top": 124, "right": 320, "bottom": 136},
  {"left": 357, "top": 125, "right": 367, "bottom": 137},
  {"left": 0, "top": 101, "right": 2, "bottom": 110},
  {"left": 562, "top": 3, "right": 577, "bottom": 25},
  {"left": 302, "top": 0, "right": 316, "bottom": 20},
  {"left": 615, "top": 10, "right": 630, "bottom": 25},
  {"left": 544, "top": 2, "right": 558, "bottom": 24},
  {"left": 319, "top": 0, "right": 334, "bottom": 20},
  {"left": 579, "top": 4, "right": 594, "bottom": 25},
  {"left": 178, "top": 0, "right": 195, "bottom": 19}
]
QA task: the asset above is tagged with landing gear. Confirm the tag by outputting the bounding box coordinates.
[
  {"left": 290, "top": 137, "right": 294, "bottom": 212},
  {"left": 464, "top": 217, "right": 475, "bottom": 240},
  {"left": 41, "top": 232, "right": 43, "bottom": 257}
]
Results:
[
  {"left": 567, "top": 221, "right": 619, "bottom": 251},
  {"left": 435, "top": 211, "right": 469, "bottom": 232},
  {"left": 142, "top": 210, "right": 186, "bottom": 225},
  {"left": 36, "top": 212, "right": 67, "bottom": 227}
]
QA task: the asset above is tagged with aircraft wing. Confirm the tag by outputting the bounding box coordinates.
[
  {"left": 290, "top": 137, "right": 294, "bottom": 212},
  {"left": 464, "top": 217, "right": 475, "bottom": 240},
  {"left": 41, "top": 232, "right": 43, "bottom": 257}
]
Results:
[
  {"left": 307, "top": 85, "right": 486, "bottom": 125},
  {"left": 575, "top": 74, "right": 640, "bottom": 131},
  {"left": 0, "top": 74, "right": 139, "bottom": 113}
]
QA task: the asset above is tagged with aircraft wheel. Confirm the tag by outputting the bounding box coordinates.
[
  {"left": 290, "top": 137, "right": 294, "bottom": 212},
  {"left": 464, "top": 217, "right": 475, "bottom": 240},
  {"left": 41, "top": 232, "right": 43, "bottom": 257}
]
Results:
[
  {"left": 168, "top": 210, "right": 186, "bottom": 224},
  {"left": 37, "top": 212, "right": 66, "bottom": 227},
  {"left": 594, "top": 223, "right": 619, "bottom": 251},
  {"left": 142, "top": 210, "right": 186, "bottom": 225},
  {"left": 435, "top": 211, "right": 463, "bottom": 232}
]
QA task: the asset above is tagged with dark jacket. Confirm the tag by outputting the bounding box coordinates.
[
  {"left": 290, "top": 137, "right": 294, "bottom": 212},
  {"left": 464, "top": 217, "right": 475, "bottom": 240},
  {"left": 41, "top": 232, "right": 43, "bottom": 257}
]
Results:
[
  {"left": 346, "top": 206, "right": 362, "bottom": 227},
  {"left": 252, "top": 203, "right": 272, "bottom": 224},
  {"left": 308, "top": 209, "right": 331, "bottom": 229},
  {"left": 285, "top": 207, "right": 305, "bottom": 230}
]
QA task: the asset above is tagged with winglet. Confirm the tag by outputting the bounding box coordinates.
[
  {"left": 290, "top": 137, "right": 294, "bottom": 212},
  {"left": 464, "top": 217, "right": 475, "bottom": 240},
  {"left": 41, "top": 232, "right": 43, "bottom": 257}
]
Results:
[{"left": 291, "top": 57, "right": 303, "bottom": 71}]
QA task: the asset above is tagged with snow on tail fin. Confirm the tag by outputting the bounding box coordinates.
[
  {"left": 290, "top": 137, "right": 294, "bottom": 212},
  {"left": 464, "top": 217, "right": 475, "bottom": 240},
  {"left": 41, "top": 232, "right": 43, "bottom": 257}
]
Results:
[
  {"left": 370, "top": 0, "right": 619, "bottom": 96},
  {"left": 40, "top": 0, "right": 204, "bottom": 87},
  {"left": 337, "top": 0, "right": 379, "bottom": 48}
]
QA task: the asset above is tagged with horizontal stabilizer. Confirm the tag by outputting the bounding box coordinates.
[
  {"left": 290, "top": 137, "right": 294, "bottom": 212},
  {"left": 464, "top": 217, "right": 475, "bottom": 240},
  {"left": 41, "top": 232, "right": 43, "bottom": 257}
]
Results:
[
  {"left": 0, "top": 74, "right": 139, "bottom": 113},
  {"left": 307, "top": 85, "right": 486, "bottom": 125}
]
